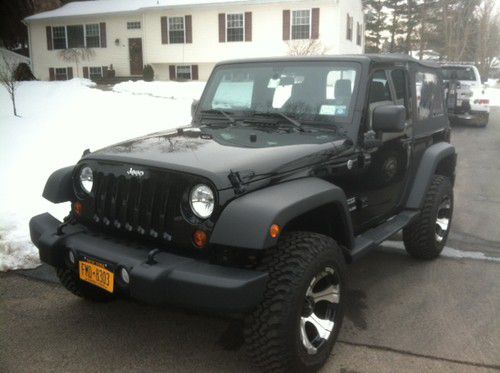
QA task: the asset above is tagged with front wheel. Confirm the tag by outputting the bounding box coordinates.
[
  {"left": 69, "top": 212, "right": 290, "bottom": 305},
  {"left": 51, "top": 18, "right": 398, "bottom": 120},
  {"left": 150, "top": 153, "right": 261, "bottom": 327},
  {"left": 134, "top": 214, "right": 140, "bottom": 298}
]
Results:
[{"left": 244, "top": 232, "right": 346, "bottom": 372}]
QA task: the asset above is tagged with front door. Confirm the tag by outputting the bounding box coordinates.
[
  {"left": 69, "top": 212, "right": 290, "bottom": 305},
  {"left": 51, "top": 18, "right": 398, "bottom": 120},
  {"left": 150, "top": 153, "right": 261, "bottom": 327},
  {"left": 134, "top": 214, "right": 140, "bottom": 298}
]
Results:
[
  {"left": 350, "top": 68, "right": 412, "bottom": 232},
  {"left": 128, "top": 38, "right": 143, "bottom": 76}
]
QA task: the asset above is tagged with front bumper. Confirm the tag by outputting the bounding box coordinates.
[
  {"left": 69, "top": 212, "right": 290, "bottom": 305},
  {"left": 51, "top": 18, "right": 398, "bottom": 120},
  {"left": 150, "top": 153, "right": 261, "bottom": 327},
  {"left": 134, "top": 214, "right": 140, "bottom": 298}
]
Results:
[{"left": 29, "top": 213, "right": 267, "bottom": 313}]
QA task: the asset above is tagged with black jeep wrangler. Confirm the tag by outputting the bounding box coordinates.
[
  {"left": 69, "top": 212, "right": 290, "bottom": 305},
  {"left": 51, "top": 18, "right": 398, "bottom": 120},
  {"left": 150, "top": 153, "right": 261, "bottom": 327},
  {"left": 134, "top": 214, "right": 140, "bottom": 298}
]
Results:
[{"left": 30, "top": 54, "right": 456, "bottom": 372}]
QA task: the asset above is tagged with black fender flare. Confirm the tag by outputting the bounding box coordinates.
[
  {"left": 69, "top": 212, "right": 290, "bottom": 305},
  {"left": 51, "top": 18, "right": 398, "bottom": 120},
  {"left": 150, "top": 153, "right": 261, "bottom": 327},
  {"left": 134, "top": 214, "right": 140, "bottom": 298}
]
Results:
[
  {"left": 406, "top": 142, "right": 457, "bottom": 210},
  {"left": 42, "top": 166, "right": 75, "bottom": 203},
  {"left": 210, "top": 177, "right": 354, "bottom": 250}
]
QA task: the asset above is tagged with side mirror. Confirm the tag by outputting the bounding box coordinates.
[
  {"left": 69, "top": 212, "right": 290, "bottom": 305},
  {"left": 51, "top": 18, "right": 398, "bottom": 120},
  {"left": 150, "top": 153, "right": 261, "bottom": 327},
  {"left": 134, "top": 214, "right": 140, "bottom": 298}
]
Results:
[
  {"left": 372, "top": 105, "right": 406, "bottom": 133},
  {"left": 191, "top": 99, "right": 199, "bottom": 119}
]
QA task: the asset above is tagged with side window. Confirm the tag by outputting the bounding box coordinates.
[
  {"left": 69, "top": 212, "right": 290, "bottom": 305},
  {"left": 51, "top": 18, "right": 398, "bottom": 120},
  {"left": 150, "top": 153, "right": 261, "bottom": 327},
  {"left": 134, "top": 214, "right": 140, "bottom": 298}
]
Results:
[
  {"left": 369, "top": 70, "right": 391, "bottom": 103},
  {"left": 390, "top": 69, "right": 409, "bottom": 118},
  {"left": 416, "top": 71, "right": 444, "bottom": 120}
]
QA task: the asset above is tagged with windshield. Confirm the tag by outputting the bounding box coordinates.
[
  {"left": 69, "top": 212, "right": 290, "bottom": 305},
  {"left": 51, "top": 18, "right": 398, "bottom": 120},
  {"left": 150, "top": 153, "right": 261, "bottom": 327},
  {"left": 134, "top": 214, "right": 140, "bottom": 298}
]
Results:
[
  {"left": 441, "top": 66, "right": 477, "bottom": 81},
  {"left": 200, "top": 61, "right": 361, "bottom": 125}
]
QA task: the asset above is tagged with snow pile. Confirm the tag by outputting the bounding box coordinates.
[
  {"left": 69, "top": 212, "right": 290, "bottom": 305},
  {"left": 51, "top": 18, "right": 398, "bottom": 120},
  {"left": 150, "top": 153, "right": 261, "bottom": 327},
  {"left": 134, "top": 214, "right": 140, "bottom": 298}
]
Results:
[
  {"left": 0, "top": 78, "right": 201, "bottom": 271},
  {"left": 487, "top": 88, "right": 500, "bottom": 106},
  {"left": 113, "top": 80, "right": 206, "bottom": 101}
]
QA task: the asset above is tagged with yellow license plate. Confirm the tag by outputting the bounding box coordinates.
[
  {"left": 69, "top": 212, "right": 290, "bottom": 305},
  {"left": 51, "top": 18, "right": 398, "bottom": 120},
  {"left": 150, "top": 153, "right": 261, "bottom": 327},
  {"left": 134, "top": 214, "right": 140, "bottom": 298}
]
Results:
[{"left": 79, "top": 260, "right": 114, "bottom": 293}]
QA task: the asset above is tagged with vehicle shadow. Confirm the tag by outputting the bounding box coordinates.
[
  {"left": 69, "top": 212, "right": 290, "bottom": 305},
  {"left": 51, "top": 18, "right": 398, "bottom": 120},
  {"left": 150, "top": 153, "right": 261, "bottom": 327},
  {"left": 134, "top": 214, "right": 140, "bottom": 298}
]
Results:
[{"left": 34, "top": 245, "right": 431, "bottom": 371}]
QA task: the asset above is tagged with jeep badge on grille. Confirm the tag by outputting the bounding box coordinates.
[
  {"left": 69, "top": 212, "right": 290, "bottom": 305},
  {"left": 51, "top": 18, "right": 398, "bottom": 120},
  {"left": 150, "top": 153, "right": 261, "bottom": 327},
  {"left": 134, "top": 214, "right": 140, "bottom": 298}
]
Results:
[{"left": 126, "top": 167, "right": 145, "bottom": 177}]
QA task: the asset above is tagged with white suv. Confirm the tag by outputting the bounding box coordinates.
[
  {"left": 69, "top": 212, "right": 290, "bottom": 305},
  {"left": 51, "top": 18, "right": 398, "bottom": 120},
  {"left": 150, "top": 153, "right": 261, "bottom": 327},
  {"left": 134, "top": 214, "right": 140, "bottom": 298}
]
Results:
[{"left": 442, "top": 64, "right": 490, "bottom": 127}]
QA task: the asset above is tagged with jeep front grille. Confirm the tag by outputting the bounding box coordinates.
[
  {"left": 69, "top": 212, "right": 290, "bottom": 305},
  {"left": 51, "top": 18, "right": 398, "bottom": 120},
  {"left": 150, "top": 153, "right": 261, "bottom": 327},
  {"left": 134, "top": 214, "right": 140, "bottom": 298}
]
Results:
[{"left": 90, "top": 171, "right": 183, "bottom": 241}]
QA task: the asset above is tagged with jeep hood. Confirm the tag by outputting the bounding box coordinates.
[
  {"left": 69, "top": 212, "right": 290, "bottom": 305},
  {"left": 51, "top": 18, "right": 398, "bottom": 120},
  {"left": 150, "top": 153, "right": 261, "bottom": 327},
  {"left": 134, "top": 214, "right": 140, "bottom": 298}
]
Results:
[{"left": 83, "top": 126, "right": 349, "bottom": 190}]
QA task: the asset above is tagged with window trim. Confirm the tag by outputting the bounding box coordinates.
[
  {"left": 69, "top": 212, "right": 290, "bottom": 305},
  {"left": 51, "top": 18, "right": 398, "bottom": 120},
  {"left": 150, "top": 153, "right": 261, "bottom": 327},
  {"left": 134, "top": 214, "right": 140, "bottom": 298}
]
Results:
[
  {"left": 168, "top": 16, "right": 186, "bottom": 44},
  {"left": 84, "top": 23, "right": 101, "bottom": 48},
  {"left": 176, "top": 65, "right": 192, "bottom": 80},
  {"left": 225, "top": 12, "right": 245, "bottom": 43},
  {"left": 127, "top": 21, "right": 141, "bottom": 30},
  {"left": 52, "top": 23, "right": 100, "bottom": 49},
  {"left": 89, "top": 66, "right": 103, "bottom": 80},
  {"left": 55, "top": 67, "right": 68, "bottom": 80},
  {"left": 290, "top": 8, "right": 312, "bottom": 40},
  {"left": 52, "top": 26, "right": 67, "bottom": 49}
]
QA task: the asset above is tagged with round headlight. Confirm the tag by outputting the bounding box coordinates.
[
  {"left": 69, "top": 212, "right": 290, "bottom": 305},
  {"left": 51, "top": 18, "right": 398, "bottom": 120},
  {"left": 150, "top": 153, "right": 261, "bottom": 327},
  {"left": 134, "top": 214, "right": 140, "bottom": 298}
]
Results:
[
  {"left": 190, "top": 184, "right": 214, "bottom": 219},
  {"left": 79, "top": 166, "right": 93, "bottom": 194}
]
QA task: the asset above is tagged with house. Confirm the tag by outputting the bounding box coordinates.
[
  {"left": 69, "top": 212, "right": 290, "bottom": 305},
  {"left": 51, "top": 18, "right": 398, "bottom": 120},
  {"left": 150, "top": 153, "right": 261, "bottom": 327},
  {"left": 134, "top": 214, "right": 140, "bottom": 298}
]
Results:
[{"left": 24, "top": 0, "right": 364, "bottom": 81}]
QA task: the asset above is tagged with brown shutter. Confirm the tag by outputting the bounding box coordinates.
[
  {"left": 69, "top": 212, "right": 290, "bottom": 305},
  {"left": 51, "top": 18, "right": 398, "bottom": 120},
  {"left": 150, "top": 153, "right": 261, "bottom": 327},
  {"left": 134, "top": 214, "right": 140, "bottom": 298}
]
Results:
[
  {"left": 83, "top": 66, "right": 89, "bottom": 79},
  {"left": 244, "top": 12, "right": 252, "bottom": 42},
  {"left": 102, "top": 66, "right": 108, "bottom": 78},
  {"left": 311, "top": 8, "right": 319, "bottom": 39},
  {"left": 185, "top": 15, "right": 192, "bottom": 43},
  {"left": 346, "top": 14, "right": 350, "bottom": 40},
  {"left": 49, "top": 68, "right": 55, "bottom": 81},
  {"left": 169, "top": 65, "right": 176, "bottom": 80},
  {"left": 99, "top": 22, "right": 106, "bottom": 47},
  {"left": 46, "top": 26, "right": 53, "bottom": 50},
  {"left": 161, "top": 16, "right": 168, "bottom": 44},
  {"left": 191, "top": 65, "right": 198, "bottom": 80},
  {"left": 283, "top": 10, "right": 290, "bottom": 40},
  {"left": 218, "top": 13, "right": 225, "bottom": 42},
  {"left": 67, "top": 67, "right": 73, "bottom": 79}
]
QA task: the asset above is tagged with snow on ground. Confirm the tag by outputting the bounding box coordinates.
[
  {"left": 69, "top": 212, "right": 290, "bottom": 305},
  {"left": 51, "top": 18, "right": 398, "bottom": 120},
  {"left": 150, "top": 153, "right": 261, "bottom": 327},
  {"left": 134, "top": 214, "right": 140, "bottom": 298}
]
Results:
[
  {"left": 113, "top": 80, "right": 206, "bottom": 100},
  {"left": 0, "top": 79, "right": 205, "bottom": 271},
  {"left": 487, "top": 87, "right": 500, "bottom": 106}
]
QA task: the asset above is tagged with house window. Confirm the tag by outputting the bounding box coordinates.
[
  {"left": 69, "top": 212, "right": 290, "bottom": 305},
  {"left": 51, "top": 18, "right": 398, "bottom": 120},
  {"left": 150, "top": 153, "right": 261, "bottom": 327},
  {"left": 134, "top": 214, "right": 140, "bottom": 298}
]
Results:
[
  {"left": 227, "top": 13, "right": 244, "bottom": 42},
  {"left": 127, "top": 21, "right": 141, "bottom": 30},
  {"left": 55, "top": 67, "right": 68, "bottom": 80},
  {"left": 53, "top": 26, "right": 67, "bottom": 49},
  {"left": 346, "top": 14, "right": 353, "bottom": 41},
  {"left": 89, "top": 66, "right": 103, "bottom": 80},
  {"left": 356, "top": 22, "right": 362, "bottom": 45},
  {"left": 85, "top": 24, "right": 100, "bottom": 47},
  {"left": 169, "top": 17, "right": 185, "bottom": 43},
  {"left": 291, "top": 10, "right": 311, "bottom": 40},
  {"left": 176, "top": 65, "right": 192, "bottom": 80},
  {"left": 67, "top": 25, "right": 84, "bottom": 48}
]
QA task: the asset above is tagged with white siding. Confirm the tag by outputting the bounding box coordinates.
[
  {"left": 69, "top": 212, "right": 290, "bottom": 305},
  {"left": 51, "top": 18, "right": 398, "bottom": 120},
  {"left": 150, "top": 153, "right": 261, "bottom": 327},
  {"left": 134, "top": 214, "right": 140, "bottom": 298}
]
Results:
[{"left": 27, "top": 0, "right": 364, "bottom": 81}]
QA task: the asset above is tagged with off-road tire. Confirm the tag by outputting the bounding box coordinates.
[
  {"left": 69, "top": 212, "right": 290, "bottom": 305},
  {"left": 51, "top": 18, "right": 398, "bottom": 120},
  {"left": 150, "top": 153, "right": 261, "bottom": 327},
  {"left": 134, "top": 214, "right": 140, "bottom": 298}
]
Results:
[
  {"left": 244, "top": 231, "right": 346, "bottom": 372},
  {"left": 403, "top": 175, "right": 453, "bottom": 259},
  {"left": 56, "top": 268, "right": 114, "bottom": 302}
]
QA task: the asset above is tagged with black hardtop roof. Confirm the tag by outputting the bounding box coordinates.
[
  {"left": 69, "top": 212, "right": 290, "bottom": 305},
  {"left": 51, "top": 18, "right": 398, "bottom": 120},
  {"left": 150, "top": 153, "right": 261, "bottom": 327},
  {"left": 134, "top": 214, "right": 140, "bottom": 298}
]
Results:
[{"left": 215, "top": 53, "right": 441, "bottom": 69}]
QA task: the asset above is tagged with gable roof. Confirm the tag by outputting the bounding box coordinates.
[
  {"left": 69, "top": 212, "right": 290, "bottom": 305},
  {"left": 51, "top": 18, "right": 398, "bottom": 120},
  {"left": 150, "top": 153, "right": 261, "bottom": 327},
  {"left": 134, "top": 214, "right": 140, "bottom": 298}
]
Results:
[{"left": 24, "top": 0, "right": 306, "bottom": 22}]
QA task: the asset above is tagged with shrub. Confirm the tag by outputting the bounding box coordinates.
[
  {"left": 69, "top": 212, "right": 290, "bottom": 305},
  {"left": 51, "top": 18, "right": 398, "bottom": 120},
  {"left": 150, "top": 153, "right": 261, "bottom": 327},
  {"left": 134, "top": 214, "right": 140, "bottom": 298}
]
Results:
[
  {"left": 143, "top": 65, "right": 154, "bottom": 81},
  {"left": 14, "top": 63, "right": 35, "bottom": 81}
]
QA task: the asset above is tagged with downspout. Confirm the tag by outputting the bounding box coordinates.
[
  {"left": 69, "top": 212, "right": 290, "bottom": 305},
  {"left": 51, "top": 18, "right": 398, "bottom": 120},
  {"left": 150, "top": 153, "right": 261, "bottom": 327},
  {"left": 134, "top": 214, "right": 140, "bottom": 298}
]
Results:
[{"left": 22, "top": 19, "right": 34, "bottom": 73}]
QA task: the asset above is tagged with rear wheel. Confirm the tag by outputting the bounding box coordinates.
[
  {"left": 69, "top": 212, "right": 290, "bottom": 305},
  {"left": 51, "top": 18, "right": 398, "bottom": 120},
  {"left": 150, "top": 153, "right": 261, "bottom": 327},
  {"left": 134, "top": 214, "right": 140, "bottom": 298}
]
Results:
[
  {"left": 56, "top": 268, "right": 114, "bottom": 302},
  {"left": 244, "top": 231, "right": 346, "bottom": 372},
  {"left": 403, "top": 175, "right": 453, "bottom": 259}
]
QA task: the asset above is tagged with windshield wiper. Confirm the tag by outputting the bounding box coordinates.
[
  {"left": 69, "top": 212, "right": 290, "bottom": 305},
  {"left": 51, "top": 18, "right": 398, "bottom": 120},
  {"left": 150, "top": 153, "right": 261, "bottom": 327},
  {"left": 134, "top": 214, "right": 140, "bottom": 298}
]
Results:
[
  {"left": 200, "top": 109, "right": 237, "bottom": 124},
  {"left": 251, "top": 111, "right": 304, "bottom": 131}
]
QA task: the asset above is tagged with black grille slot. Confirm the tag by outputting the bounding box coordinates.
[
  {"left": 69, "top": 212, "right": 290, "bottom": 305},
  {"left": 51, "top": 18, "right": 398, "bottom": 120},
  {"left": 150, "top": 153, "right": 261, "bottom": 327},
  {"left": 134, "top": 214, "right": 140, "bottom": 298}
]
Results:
[{"left": 91, "top": 171, "right": 181, "bottom": 240}]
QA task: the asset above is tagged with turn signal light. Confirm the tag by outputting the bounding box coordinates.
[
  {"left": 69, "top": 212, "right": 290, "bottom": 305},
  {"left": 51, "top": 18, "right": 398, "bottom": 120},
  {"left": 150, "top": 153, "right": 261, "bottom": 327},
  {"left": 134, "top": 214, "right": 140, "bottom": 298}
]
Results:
[
  {"left": 73, "top": 201, "right": 83, "bottom": 216},
  {"left": 270, "top": 224, "right": 281, "bottom": 239},
  {"left": 193, "top": 230, "right": 208, "bottom": 248}
]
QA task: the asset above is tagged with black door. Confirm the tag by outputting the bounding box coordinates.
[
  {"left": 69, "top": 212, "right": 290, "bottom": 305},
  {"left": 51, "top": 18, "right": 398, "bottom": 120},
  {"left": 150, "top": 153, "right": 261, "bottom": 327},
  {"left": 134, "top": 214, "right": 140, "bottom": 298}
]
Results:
[
  {"left": 350, "top": 68, "right": 412, "bottom": 232},
  {"left": 128, "top": 38, "right": 143, "bottom": 76}
]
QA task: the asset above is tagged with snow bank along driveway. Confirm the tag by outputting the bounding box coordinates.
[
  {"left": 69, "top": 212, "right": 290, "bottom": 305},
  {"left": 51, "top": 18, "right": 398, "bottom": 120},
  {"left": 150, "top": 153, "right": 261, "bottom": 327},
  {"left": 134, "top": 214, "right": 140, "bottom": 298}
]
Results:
[{"left": 0, "top": 79, "right": 204, "bottom": 271}]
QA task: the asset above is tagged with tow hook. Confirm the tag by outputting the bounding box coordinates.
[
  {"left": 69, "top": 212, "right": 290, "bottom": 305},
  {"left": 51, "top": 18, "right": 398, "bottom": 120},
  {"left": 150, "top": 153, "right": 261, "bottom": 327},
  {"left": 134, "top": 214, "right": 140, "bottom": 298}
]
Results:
[
  {"left": 146, "top": 249, "right": 161, "bottom": 265},
  {"left": 56, "top": 213, "right": 76, "bottom": 235}
]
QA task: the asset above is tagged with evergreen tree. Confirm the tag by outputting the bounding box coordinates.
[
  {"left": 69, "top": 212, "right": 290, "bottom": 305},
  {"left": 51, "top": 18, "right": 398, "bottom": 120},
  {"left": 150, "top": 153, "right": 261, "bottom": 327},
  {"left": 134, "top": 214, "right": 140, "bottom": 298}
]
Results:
[{"left": 363, "top": 0, "right": 387, "bottom": 52}]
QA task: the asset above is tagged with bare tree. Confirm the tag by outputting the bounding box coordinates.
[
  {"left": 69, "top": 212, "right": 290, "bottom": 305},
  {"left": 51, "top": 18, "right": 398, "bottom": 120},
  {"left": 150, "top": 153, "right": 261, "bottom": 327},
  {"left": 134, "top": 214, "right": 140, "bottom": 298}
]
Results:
[
  {"left": 0, "top": 53, "right": 20, "bottom": 117},
  {"left": 287, "top": 39, "right": 326, "bottom": 56},
  {"left": 58, "top": 48, "right": 95, "bottom": 78}
]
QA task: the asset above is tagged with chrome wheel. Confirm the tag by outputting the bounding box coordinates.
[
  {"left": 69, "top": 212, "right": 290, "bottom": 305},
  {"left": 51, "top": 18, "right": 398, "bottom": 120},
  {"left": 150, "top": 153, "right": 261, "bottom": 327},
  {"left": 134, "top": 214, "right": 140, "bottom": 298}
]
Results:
[
  {"left": 300, "top": 267, "right": 340, "bottom": 355},
  {"left": 435, "top": 196, "right": 451, "bottom": 243}
]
